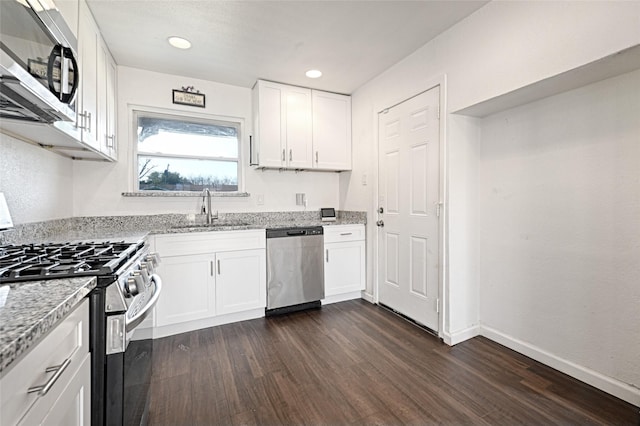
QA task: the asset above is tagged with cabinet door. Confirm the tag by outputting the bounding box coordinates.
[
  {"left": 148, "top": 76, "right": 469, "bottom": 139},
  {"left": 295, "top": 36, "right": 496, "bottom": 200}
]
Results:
[
  {"left": 97, "top": 39, "right": 108, "bottom": 154},
  {"left": 19, "top": 354, "right": 91, "bottom": 426},
  {"left": 324, "top": 240, "right": 365, "bottom": 296},
  {"left": 215, "top": 249, "right": 266, "bottom": 315},
  {"left": 284, "top": 86, "right": 313, "bottom": 169},
  {"left": 255, "top": 81, "right": 285, "bottom": 168},
  {"left": 312, "top": 90, "right": 352, "bottom": 171},
  {"left": 78, "top": 2, "right": 99, "bottom": 148},
  {"left": 104, "top": 54, "right": 117, "bottom": 159},
  {"left": 155, "top": 254, "right": 216, "bottom": 326}
]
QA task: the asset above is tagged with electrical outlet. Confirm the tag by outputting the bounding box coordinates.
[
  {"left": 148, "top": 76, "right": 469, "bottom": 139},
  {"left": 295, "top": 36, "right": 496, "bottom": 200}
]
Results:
[
  {"left": 362, "top": 173, "right": 367, "bottom": 186},
  {"left": 256, "top": 194, "right": 264, "bottom": 205}
]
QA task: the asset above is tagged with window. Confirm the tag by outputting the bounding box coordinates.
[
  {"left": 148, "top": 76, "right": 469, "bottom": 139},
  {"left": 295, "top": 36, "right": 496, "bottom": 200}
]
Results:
[{"left": 135, "top": 111, "right": 241, "bottom": 192}]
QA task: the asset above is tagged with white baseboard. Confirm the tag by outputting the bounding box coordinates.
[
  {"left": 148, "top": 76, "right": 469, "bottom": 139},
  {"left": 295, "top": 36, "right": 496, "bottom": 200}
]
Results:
[
  {"left": 361, "top": 291, "right": 375, "bottom": 304},
  {"left": 480, "top": 325, "right": 640, "bottom": 407},
  {"left": 322, "top": 291, "right": 363, "bottom": 305},
  {"left": 442, "top": 325, "right": 480, "bottom": 346},
  {"left": 152, "top": 308, "right": 265, "bottom": 339}
]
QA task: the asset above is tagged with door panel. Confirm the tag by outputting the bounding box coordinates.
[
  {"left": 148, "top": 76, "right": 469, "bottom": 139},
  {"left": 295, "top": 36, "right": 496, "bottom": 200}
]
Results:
[
  {"left": 378, "top": 87, "right": 440, "bottom": 330},
  {"left": 155, "top": 254, "right": 215, "bottom": 326},
  {"left": 215, "top": 249, "right": 266, "bottom": 315},
  {"left": 285, "top": 87, "right": 313, "bottom": 168}
]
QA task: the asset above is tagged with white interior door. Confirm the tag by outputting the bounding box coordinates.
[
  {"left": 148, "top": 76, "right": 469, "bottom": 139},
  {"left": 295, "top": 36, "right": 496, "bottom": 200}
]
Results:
[{"left": 377, "top": 87, "right": 441, "bottom": 331}]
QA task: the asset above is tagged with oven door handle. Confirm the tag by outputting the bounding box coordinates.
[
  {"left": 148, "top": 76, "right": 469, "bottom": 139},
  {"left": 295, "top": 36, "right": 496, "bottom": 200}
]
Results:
[{"left": 126, "top": 273, "right": 163, "bottom": 332}]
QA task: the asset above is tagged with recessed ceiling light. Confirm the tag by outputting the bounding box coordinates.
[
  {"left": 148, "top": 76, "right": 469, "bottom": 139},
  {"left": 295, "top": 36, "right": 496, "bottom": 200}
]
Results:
[
  {"left": 305, "top": 69, "right": 322, "bottom": 79},
  {"left": 168, "top": 36, "right": 191, "bottom": 50}
]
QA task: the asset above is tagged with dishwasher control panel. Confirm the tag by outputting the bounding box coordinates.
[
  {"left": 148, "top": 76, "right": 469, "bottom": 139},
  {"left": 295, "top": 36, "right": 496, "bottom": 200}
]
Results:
[{"left": 266, "top": 226, "right": 324, "bottom": 238}]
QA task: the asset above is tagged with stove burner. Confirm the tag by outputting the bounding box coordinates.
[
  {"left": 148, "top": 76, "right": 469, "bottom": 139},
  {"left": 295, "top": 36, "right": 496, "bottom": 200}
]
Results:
[{"left": 0, "top": 241, "right": 142, "bottom": 283}]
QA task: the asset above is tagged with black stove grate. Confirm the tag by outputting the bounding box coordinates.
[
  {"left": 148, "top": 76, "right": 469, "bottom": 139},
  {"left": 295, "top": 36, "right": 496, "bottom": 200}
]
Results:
[{"left": 0, "top": 241, "right": 143, "bottom": 284}]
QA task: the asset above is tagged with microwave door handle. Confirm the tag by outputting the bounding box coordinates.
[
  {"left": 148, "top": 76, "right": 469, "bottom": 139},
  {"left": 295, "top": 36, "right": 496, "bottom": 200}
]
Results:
[
  {"left": 61, "top": 47, "right": 78, "bottom": 104},
  {"left": 47, "top": 44, "right": 62, "bottom": 100}
]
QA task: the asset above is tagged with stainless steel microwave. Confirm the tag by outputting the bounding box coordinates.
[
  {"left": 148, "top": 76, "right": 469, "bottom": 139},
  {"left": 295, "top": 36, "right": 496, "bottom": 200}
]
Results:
[{"left": 0, "top": 0, "right": 79, "bottom": 123}]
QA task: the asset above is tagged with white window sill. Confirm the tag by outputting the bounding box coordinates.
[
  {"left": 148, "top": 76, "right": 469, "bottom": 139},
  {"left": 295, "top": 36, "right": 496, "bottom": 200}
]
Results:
[{"left": 122, "top": 191, "right": 250, "bottom": 198}]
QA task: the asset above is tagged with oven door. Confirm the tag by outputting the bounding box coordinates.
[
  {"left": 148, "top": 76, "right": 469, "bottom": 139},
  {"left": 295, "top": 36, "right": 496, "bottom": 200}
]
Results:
[{"left": 105, "top": 274, "right": 162, "bottom": 426}]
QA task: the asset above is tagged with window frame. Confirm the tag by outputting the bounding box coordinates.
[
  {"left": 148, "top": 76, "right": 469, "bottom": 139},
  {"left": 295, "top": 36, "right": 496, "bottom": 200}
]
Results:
[{"left": 130, "top": 106, "right": 245, "bottom": 194}]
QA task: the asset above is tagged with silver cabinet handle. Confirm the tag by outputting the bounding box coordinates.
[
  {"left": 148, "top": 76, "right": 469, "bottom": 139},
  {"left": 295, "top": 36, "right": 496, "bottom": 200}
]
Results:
[
  {"left": 316, "top": 151, "right": 319, "bottom": 164},
  {"left": 289, "top": 149, "right": 292, "bottom": 162},
  {"left": 77, "top": 112, "right": 86, "bottom": 130},
  {"left": 27, "top": 358, "right": 72, "bottom": 396},
  {"left": 86, "top": 112, "right": 91, "bottom": 133},
  {"left": 282, "top": 149, "right": 285, "bottom": 162},
  {"left": 210, "top": 260, "right": 214, "bottom": 276},
  {"left": 217, "top": 259, "right": 221, "bottom": 275},
  {"left": 340, "top": 232, "right": 352, "bottom": 236},
  {"left": 326, "top": 249, "right": 329, "bottom": 263}
]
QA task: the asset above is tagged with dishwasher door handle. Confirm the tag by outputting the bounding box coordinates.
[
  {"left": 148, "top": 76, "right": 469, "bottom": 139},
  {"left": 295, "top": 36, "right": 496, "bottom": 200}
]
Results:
[{"left": 286, "top": 230, "right": 305, "bottom": 236}]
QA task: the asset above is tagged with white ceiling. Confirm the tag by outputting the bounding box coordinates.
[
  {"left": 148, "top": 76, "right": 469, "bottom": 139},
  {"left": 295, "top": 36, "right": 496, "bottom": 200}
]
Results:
[{"left": 86, "top": 1, "right": 488, "bottom": 94}]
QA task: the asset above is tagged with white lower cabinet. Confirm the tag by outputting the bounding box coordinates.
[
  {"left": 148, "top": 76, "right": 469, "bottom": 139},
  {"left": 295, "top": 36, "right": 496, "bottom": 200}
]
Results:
[
  {"left": 19, "top": 354, "right": 91, "bottom": 426},
  {"left": 155, "top": 253, "right": 216, "bottom": 326},
  {"left": 215, "top": 249, "right": 266, "bottom": 315},
  {"left": 1, "top": 300, "right": 90, "bottom": 426},
  {"left": 323, "top": 225, "right": 366, "bottom": 298},
  {"left": 152, "top": 230, "right": 266, "bottom": 335}
]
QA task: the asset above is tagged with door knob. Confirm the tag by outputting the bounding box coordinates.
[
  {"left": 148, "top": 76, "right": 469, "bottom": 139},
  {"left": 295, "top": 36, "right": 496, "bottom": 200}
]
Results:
[
  {"left": 376, "top": 220, "right": 384, "bottom": 227},
  {"left": 378, "top": 207, "right": 384, "bottom": 214}
]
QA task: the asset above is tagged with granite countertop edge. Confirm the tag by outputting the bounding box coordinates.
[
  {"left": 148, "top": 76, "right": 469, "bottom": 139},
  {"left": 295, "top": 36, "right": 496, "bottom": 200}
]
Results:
[{"left": 0, "top": 277, "right": 96, "bottom": 375}]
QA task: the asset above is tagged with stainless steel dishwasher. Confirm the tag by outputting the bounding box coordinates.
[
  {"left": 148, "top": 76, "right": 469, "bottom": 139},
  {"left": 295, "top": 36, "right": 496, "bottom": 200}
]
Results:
[{"left": 266, "top": 226, "right": 324, "bottom": 315}]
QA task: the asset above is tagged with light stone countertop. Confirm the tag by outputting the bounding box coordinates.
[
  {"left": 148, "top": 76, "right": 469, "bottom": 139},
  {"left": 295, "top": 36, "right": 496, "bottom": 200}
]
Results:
[
  {"left": 0, "top": 210, "right": 366, "bottom": 374},
  {"left": 0, "top": 276, "right": 96, "bottom": 375}
]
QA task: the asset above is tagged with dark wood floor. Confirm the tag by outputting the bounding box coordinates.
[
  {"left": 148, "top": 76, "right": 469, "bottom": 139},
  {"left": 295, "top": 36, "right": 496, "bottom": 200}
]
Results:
[{"left": 149, "top": 300, "right": 639, "bottom": 425}]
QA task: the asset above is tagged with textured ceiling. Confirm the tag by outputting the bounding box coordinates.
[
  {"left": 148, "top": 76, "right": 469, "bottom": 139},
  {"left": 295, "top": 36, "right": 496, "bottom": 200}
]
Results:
[{"left": 86, "top": 1, "right": 488, "bottom": 94}]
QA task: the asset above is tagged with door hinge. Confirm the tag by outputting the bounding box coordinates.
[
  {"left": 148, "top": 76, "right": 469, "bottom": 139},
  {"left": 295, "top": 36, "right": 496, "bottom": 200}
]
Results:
[
  {"left": 437, "top": 105, "right": 440, "bottom": 119},
  {"left": 436, "top": 203, "right": 441, "bottom": 217}
]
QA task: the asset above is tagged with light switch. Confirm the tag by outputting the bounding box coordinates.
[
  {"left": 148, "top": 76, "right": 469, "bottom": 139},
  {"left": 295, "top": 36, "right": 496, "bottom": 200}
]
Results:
[{"left": 361, "top": 174, "right": 367, "bottom": 186}]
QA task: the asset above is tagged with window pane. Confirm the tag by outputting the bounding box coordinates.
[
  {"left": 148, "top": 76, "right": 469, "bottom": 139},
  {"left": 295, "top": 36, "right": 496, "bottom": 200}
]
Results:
[
  {"left": 137, "top": 116, "right": 238, "bottom": 158},
  {"left": 138, "top": 155, "right": 238, "bottom": 192}
]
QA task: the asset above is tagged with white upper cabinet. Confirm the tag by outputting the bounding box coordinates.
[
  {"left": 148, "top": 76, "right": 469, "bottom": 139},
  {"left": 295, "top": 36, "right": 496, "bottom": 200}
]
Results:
[
  {"left": 97, "top": 38, "right": 117, "bottom": 159},
  {"left": 77, "top": 0, "right": 99, "bottom": 150},
  {"left": 312, "top": 90, "right": 352, "bottom": 171},
  {"left": 66, "top": 0, "right": 116, "bottom": 161},
  {"left": 285, "top": 85, "right": 313, "bottom": 168},
  {"left": 253, "top": 80, "right": 312, "bottom": 169},
  {"left": 252, "top": 80, "right": 351, "bottom": 171}
]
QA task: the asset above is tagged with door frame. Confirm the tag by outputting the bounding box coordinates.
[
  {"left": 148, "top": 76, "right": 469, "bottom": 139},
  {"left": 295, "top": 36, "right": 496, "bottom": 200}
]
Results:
[{"left": 371, "top": 75, "right": 448, "bottom": 338}]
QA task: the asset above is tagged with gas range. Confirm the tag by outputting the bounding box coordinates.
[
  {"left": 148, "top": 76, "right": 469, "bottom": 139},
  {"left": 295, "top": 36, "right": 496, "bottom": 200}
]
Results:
[{"left": 0, "top": 241, "right": 143, "bottom": 285}]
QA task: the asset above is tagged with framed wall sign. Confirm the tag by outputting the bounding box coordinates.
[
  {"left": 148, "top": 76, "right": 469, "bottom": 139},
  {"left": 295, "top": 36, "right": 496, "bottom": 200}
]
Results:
[{"left": 172, "top": 88, "right": 205, "bottom": 108}]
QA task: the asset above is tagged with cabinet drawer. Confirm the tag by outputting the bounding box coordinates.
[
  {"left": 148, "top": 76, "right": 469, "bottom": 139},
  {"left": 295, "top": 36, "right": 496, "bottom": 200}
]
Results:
[
  {"left": 1, "top": 300, "right": 89, "bottom": 426},
  {"left": 323, "top": 225, "right": 365, "bottom": 243},
  {"left": 155, "top": 229, "right": 266, "bottom": 256}
]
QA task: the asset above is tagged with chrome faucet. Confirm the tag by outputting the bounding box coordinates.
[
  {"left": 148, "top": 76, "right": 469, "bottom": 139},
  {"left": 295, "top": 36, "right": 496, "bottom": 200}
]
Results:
[{"left": 201, "top": 188, "right": 217, "bottom": 224}]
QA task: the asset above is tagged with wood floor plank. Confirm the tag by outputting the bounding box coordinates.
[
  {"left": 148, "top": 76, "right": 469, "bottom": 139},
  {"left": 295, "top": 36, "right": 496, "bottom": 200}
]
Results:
[{"left": 148, "top": 300, "right": 639, "bottom": 425}]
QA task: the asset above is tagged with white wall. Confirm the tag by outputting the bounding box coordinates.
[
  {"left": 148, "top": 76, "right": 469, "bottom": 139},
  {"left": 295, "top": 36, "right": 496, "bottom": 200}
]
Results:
[
  {"left": 72, "top": 66, "right": 340, "bottom": 217},
  {"left": 479, "top": 69, "right": 640, "bottom": 400},
  {"left": 348, "top": 0, "right": 639, "bottom": 402},
  {"left": 0, "top": 133, "right": 73, "bottom": 224}
]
